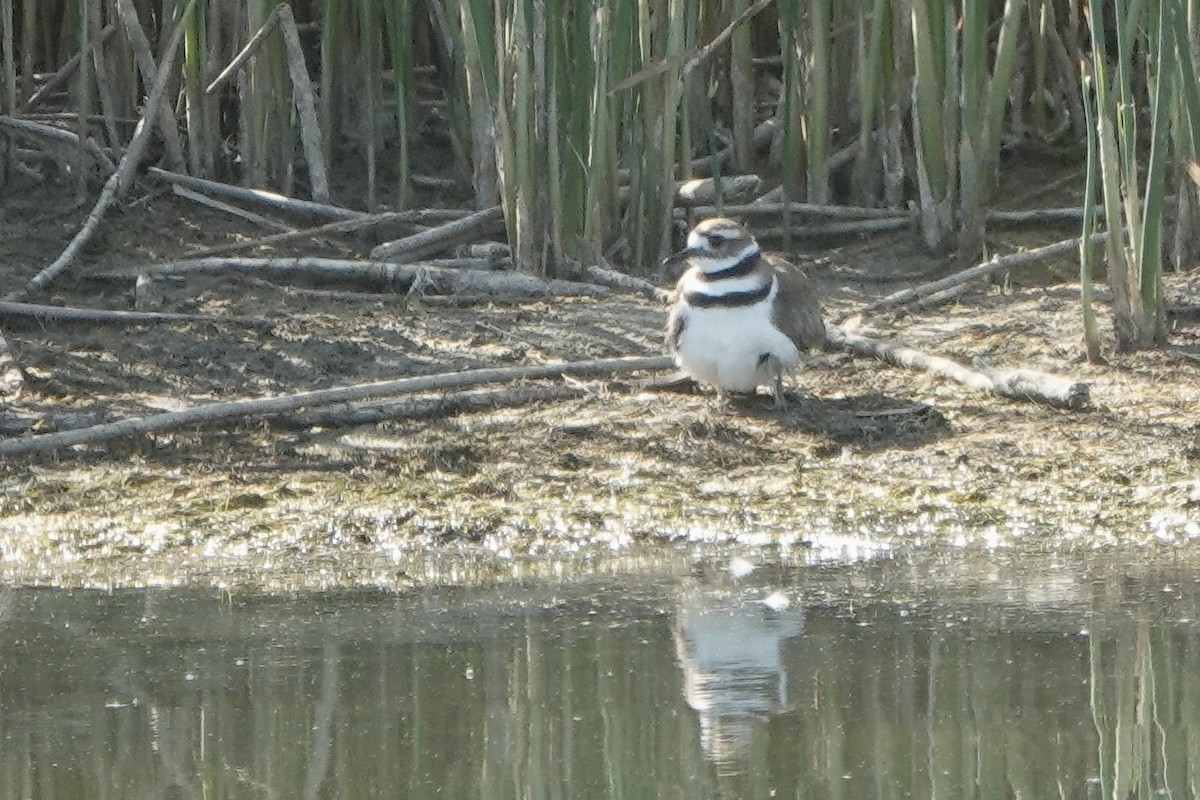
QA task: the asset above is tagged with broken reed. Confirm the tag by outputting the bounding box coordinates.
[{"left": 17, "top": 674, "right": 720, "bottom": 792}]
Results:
[{"left": 4, "top": 1, "right": 1198, "bottom": 302}]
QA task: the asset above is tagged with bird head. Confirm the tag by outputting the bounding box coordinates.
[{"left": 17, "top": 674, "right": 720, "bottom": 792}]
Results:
[{"left": 662, "top": 217, "right": 760, "bottom": 277}]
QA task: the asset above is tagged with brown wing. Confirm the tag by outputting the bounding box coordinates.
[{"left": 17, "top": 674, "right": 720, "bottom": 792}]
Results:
[{"left": 766, "top": 253, "right": 826, "bottom": 351}]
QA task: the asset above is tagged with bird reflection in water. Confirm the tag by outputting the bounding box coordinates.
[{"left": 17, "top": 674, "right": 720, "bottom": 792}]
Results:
[{"left": 673, "top": 583, "right": 805, "bottom": 773}]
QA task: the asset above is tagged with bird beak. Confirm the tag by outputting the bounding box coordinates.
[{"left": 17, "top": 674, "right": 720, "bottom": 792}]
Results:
[{"left": 660, "top": 246, "right": 702, "bottom": 277}]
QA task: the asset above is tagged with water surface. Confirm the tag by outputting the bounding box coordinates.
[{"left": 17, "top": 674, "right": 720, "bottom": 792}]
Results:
[{"left": 1, "top": 551, "right": 1197, "bottom": 799}]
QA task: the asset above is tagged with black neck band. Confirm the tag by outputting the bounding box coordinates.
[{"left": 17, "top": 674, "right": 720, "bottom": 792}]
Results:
[
  {"left": 684, "top": 281, "right": 772, "bottom": 308},
  {"left": 699, "top": 249, "right": 760, "bottom": 282}
]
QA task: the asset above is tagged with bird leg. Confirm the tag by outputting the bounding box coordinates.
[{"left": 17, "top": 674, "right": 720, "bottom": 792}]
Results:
[{"left": 764, "top": 355, "right": 789, "bottom": 410}]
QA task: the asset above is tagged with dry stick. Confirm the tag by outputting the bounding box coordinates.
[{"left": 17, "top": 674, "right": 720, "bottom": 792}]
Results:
[
  {"left": 113, "top": 0, "right": 187, "bottom": 172},
  {"left": 371, "top": 206, "right": 506, "bottom": 262},
  {"left": 0, "top": 115, "right": 117, "bottom": 173},
  {"left": 2, "top": 0, "right": 197, "bottom": 303},
  {"left": 20, "top": 23, "right": 117, "bottom": 111},
  {"left": 275, "top": 4, "right": 329, "bottom": 203},
  {"left": 0, "top": 300, "right": 271, "bottom": 329},
  {"left": 826, "top": 327, "right": 1090, "bottom": 410},
  {"left": 753, "top": 218, "right": 911, "bottom": 238},
  {"left": 0, "top": 356, "right": 674, "bottom": 458},
  {"left": 586, "top": 263, "right": 671, "bottom": 302},
  {"left": 148, "top": 167, "right": 367, "bottom": 222},
  {"left": 179, "top": 208, "right": 455, "bottom": 259},
  {"left": 172, "top": 185, "right": 296, "bottom": 233},
  {"left": 204, "top": 3, "right": 281, "bottom": 94},
  {"left": 833, "top": 232, "right": 1109, "bottom": 324}
]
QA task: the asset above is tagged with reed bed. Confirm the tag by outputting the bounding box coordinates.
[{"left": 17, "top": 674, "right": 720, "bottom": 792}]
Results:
[{"left": 0, "top": 0, "right": 1196, "bottom": 347}]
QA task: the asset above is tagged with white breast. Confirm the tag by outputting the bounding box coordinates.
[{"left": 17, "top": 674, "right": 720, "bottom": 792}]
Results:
[{"left": 673, "top": 279, "right": 800, "bottom": 393}]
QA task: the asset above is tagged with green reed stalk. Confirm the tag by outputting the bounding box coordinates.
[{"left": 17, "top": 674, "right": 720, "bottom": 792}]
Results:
[
  {"left": 851, "top": 0, "right": 888, "bottom": 205},
  {"left": 1169, "top": 3, "right": 1200, "bottom": 270},
  {"left": 2, "top": 0, "right": 14, "bottom": 114},
  {"left": 730, "top": 0, "right": 754, "bottom": 171},
  {"left": 382, "top": 0, "right": 412, "bottom": 207},
  {"left": 319, "top": 0, "right": 343, "bottom": 170},
  {"left": 776, "top": 0, "right": 805, "bottom": 247},
  {"left": 182, "top": 0, "right": 207, "bottom": 175},
  {"left": 1080, "top": 67, "right": 1102, "bottom": 362},
  {"left": 806, "top": 0, "right": 831, "bottom": 204},
  {"left": 582, "top": 3, "right": 615, "bottom": 264},
  {"left": 240, "top": 0, "right": 266, "bottom": 186},
  {"left": 908, "top": 0, "right": 953, "bottom": 250},
  {"left": 1085, "top": 0, "right": 1167, "bottom": 350}
]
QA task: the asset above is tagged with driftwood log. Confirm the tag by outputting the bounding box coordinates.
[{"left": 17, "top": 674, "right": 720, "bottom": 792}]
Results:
[
  {"left": 827, "top": 327, "right": 1089, "bottom": 409},
  {"left": 96, "top": 257, "right": 607, "bottom": 297}
]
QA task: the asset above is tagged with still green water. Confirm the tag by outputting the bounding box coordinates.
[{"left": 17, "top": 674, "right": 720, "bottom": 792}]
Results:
[{"left": 0, "top": 552, "right": 1197, "bottom": 799}]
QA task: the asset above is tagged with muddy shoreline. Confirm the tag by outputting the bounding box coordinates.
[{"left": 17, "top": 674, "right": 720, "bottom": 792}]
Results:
[{"left": 1, "top": 176, "right": 1199, "bottom": 589}]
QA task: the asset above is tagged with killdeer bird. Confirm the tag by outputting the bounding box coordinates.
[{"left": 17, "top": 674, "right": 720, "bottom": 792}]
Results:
[{"left": 665, "top": 217, "right": 825, "bottom": 407}]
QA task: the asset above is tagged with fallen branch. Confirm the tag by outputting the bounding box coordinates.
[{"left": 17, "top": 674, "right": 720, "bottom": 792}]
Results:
[
  {"left": 835, "top": 232, "right": 1109, "bottom": 323},
  {"left": 96, "top": 257, "right": 606, "bottom": 297},
  {"left": 0, "top": 355, "right": 674, "bottom": 458},
  {"left": 370, "top": 206, "right": 505, "bottom": 262},
  {"left": 826, "top": 327, "right": 1089, "bottom": 409},
  {"left": 3, "top": 0, "right": 196, "bottom": 303},
  {"left": 0, "top": 115, "right": 116, "bottom": 174},
  {"left": 0, "top": 300, "right": 271, "bottom": 329},
  {"left": 675, "top": 175, "right": 762, "bottom": 206},
  {"left": 148, "top": 167, "right": 367, "bottom": 222}
]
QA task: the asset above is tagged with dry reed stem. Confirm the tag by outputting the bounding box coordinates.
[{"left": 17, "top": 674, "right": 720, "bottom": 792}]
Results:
[
  {"left": 172, "top": 185, "right": 296, "bottom": 232},
  {"left": 3, "top": 0, "right": 198, "bottom": 303},
  {"left": 113, "top": 0, "right": 187, "bottom": 171},
  {"left": 149, "top": 168, "right": 366, "bottom": 222},
  {"left": 20, "top": 23, "right": 117, "bottom": 111},
  {"left": 585, "top": 263, "right": 671, "bottom": 302},
  {"left": 836, "top": 233, "right": 1110, "bottom": 323},
  {"left": 204, "top": 3, "right": 282, "bottom": 95},
  {"left": 370, "top": 206, "right": 506, "bottom": 262},
  {"left": 275, "top": 3, "right": 329, "bottom": 203},
  {"left": 0, "top": 356, "right": 674, "bottom": 458},
  {"left": 179, "top": 209, "right": 473, "bottom": 259}
]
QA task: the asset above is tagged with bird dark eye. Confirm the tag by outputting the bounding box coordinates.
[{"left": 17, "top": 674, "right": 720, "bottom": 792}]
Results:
[{"left": 705, "top": 233, "right": 726, "bottom": 246}]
